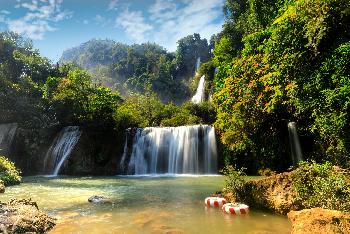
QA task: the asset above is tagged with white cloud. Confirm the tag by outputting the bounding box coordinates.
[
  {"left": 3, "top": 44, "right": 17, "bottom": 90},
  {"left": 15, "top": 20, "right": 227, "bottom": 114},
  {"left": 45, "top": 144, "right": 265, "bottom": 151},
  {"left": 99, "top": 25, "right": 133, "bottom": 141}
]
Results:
[
  {"left": 2, "top": 0, "right": 72, "bottom": 40},
  {"left": 115, "top": 8, "right": 153, "bottom": 43},
  {"left": 83, "top": 19, "right": 89, "bottom": 25},
  {"left": 108, "top": 0, "right": 119, "bottom": 11},
  {"left": 115, "top": 0, "right": 224, "bottom": 51}
]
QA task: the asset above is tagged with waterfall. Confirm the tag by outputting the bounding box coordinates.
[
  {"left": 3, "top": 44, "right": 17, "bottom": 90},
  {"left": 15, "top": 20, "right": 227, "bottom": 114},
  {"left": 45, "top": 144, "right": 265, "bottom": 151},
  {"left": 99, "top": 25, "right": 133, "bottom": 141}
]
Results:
[
  {"left": 0, "top": 123, "right": 18, "bottom": 156},
  {"left": 196, "top": 57, "right": 201, "bottom": 72},
  {"left": 191, "top": 75, "right": 206, "bottom": 104},
  {"left": 124, "top": 125, "right": 217, "bottom": 175},
  {"left": 43, "top": 126, "right": 81, "bottom": 175},
  {"left": 288, "top": 122, "right": 303, "bottom": 165}
]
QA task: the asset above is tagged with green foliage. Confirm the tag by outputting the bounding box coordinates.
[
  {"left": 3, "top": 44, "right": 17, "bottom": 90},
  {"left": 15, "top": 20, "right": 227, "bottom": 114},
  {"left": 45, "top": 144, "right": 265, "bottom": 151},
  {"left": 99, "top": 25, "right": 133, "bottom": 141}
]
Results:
[
  {"left": 59, "top": 34, "right": 213, "bottom": 103},
  {"left": 0, "top": 31, "right": 57, "bottom": 127},
  {"left": 213, "top": 0, "right": 350, "bottom": 169},
  {"left": 292, "top": 161, "right": 350, "bottom": 212},
  {"left": 115, "top": 93, "right": 214, "bottom": 129},
  {"left": 221, "top": 165, "right": 247, "bottom": 197},
  {"left": 0, "top": 156, "right": 21, "bottom": 186},
  {"left": 43, "top": 68, "right": 122, "bottom": 127}
]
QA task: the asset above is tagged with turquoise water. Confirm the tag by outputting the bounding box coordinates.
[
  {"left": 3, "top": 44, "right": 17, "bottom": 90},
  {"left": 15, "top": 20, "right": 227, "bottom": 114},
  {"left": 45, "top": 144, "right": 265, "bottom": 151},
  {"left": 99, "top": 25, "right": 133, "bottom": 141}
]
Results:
[{"left": 0, "top": 176, "right": 291, "bottom": 233}]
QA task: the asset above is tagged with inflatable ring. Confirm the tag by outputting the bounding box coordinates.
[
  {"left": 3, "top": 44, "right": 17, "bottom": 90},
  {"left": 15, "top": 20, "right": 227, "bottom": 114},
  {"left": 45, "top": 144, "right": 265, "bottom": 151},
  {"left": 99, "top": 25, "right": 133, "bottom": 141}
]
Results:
[
  {"left": 205, "top": 197, "right": 227, "bottom": 207},
  {"left": 222, "top": 203, "right": 249, "bottom": 215}
]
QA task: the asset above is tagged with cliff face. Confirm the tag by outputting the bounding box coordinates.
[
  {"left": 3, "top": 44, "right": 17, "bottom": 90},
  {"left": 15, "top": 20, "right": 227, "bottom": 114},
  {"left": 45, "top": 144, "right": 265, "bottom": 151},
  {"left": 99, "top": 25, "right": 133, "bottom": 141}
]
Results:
[
  {"left": 59, "top": 128, "right": 124, "bottom": 175},
  {"left": 5, "top": 124, "right": 124, "bottom": 176}
]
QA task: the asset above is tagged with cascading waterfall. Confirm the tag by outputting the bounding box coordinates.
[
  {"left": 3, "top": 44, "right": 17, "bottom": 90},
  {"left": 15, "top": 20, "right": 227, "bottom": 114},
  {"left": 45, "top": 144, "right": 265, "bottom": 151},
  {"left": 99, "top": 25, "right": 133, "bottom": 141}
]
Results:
[
  {"left": 124, "top": 125, "right": 217, "bottom": 175},
  {"left": 0, "top": 123, "right": 18, "bottom": 156},
  {"left": 288, "top": 122, "right": 303, "bottom": 165},
  {"left": 195, "top": 57, "right": 201, "bottom": 72},
  {"left": 43, "top": 126, "right": 81, "bottom": 175},
  {"left": 191, "top": 75, "right": 206, "bottom": 104}
]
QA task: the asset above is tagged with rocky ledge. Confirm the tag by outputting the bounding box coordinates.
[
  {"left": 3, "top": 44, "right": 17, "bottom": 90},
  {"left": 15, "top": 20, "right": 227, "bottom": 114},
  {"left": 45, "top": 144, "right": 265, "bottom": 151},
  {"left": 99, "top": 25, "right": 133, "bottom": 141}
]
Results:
[
  {"left": 288, "top": 208, "right": 350, "bottom": 234},
  {"left": 224, "top": 172, "right": 302, "bottom": 215},
  {"left": 0, "top": 199, "right": 56, "bottom": 233}
]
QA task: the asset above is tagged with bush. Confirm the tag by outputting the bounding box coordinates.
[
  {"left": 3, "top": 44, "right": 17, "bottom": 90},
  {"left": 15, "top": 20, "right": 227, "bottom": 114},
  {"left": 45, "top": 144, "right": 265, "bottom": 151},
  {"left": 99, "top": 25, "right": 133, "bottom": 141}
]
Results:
[
  {"left": 0, "top": 156, "right": 21, "bottom": 186},
  {"left": 292, "top": 161, "right": 350, "bottom": 212},
  {"left": 221, "top": 165, "right": 247, "bottom": 199},
  {"left": 258, "top": 168, "right": 277, "bottom": 176}
]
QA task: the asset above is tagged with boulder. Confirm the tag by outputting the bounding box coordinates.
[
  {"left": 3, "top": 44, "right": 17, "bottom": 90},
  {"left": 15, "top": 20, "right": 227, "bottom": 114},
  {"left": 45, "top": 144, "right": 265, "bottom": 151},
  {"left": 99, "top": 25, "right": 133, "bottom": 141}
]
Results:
[
  {"left": 0, "top": 198, "right": 56, "bottom": 233},
  {"left": 288, "top": 208, "right": 350, "bottom": 234},
  {"left": 0, "top": 180, "right": 4, "bottom": 193},
  {"left": 224, "top": 172, "right": 302, "bottom": 214},
  {"left": 88, "top": 195, "right": 112, "bottom": 204}
]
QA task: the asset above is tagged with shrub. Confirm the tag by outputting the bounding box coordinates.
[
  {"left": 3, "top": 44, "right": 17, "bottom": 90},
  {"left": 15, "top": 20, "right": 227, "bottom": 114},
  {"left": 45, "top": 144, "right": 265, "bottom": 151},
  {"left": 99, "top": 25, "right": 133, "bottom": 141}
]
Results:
[
  {"left": 221, "top": 165, "right": 247, "bottom": 199},
  {"left": 292, "top": 161, "right": 350, "bottom": 212},
  {"left": 258, "top": 168, "right": 277, "bottom": 176},
  {"left": 0, "top": 156, "right": 21, "bottom": 186}
]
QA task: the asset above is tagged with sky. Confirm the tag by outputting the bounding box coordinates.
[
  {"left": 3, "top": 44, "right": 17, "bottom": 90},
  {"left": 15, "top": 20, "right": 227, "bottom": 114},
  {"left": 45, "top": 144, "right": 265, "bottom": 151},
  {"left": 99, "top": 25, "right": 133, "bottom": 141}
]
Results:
[{"left": 0, "top": 0, "right": 225, "bottom": 62}]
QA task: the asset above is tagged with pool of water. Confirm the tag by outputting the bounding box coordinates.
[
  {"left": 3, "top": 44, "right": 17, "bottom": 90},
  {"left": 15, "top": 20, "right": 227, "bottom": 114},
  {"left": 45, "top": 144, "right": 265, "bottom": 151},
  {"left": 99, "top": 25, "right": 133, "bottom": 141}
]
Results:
[{"left": 0, "top": 176, "right": 291, "bottom": 234}]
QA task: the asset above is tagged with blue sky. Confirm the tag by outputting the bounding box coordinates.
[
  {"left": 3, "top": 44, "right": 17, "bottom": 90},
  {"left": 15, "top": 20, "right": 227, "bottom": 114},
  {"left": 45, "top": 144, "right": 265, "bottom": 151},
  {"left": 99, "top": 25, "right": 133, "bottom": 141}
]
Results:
[{"left": 0, "top": 0, "right": 225, "bottom": 62}]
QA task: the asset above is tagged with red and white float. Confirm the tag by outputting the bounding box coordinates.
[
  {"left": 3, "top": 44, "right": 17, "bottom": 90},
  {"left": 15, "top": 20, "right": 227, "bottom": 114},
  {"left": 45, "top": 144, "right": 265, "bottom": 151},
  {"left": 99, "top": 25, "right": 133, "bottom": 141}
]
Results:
[
  {"left": 222, "top": 203, "right": 249, "bottom": 215},
  {"left": 204, "top": 197, "right": 227, "bottom": 207}
]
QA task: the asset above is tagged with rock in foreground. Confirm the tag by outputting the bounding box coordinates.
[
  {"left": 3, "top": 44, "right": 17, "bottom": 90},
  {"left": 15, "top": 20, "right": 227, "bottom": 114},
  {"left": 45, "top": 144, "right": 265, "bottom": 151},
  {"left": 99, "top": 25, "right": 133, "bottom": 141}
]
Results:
[
  {"left": 0, "top": 199, "right": 55, "bottom": 233},
  {"left": 88, "top": 195, "right": 112, "bottom": 204},
  {"left": 288, "top": 208, "right": 350, "bottom": 234}
]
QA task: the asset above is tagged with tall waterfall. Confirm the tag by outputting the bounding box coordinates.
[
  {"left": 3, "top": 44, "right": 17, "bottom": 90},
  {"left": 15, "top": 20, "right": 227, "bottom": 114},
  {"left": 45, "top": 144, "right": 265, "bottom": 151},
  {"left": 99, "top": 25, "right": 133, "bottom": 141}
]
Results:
[
  {"left": 43, "top": 126, "right": 81, "bottom": 175},
  {"left": 0, "top": 123, "right": 18, "bottom": 156},
  {"left": 288, "top": 122, "right": 303, "bottom": 165},
  {"left": 191, "top": 75, "right": 206, "bottom": 104},
  {"left": 123, "top": 125, "right": 217, "bottom": 175},
  {"left": 196, "top": 57, "right": 201, "bottom": 72}
]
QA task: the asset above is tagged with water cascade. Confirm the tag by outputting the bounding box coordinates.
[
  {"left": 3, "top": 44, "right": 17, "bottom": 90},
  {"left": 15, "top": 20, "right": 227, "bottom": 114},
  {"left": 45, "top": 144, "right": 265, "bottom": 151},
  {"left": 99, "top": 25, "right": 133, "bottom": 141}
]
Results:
[
  {"left": 287, "top": 122, "right": 303, "bottom": 165},
  {"left": 191, "top": 75, "right": 206, "bottom": 104},
  {"left": 195, "top": 57, "right": 201, "bottom": 72},
  {"left": 43, "top": 126, "right": 81, "bottom": 175},
  {"left": 0, "top": 123, "right": 18, "bottom": 156},
  {"left": 123, "top": 125, "right": 217, "bottom": 175}
]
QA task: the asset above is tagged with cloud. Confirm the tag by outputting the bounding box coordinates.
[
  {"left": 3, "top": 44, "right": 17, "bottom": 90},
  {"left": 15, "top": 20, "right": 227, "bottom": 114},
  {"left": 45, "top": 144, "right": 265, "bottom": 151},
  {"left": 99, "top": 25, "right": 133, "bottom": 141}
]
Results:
[
  {"left": 115, "top": 8, "right": 153, "bottom": 43},
  {"left": 115, "top": 0, "right": 224, "bottom": 51},
  {"left": 2, "top": 0, "right": 72, "bottom": 40},
  {"left": 108, "top": 0, "right": 119, "bottom": 11}
]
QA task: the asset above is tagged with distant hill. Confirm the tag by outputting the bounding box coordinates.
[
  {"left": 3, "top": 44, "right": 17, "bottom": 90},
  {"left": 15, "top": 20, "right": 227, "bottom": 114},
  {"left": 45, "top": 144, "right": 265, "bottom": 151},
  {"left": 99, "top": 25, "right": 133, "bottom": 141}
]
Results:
[{"left": 59, "top": 34, "right": 213, "bottom": 103}]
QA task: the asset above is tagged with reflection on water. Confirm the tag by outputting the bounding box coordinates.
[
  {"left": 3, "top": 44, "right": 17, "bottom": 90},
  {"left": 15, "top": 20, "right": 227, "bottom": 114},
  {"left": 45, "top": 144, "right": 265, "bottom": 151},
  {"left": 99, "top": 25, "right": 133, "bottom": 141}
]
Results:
[{"left": 0, "top": 176, "right": 291, "bottom": 234}]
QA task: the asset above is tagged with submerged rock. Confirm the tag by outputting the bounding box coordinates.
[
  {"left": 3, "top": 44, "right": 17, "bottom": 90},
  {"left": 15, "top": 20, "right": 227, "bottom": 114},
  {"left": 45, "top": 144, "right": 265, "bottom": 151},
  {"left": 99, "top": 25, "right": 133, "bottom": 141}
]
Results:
[
  {"left": 224, "top": 172, "right": 302, "bottom": 215},
  {"left": 88, "top": 195, "right": 112, "bottom": 204},
  {"left": 288, "top": 208, "right": 350, "bottom": 234},
  {"left": 0, "top": 198, "right": 56, "bottom": 233},
  {"left": 0, "top": 180, "right": 4, "bottom": 193}
]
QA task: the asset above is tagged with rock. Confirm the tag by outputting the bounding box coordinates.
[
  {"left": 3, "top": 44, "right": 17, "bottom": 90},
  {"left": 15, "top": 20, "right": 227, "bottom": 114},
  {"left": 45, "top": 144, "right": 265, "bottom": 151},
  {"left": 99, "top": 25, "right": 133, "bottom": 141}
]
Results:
[
  {"left": 224, "top": 172, "right": 302, "bottom": 214},
  {"left": 88, "top": 195, "right": 112, "bottom": 204},
  {"left": 0, "top": 198, "right": 56, "bottom": 233},
  {"left": 288, "top": 208, "right": 350, "bottom": 234},
  {"left": 0, "top": 180, "right": 5, "bottom": 193}
]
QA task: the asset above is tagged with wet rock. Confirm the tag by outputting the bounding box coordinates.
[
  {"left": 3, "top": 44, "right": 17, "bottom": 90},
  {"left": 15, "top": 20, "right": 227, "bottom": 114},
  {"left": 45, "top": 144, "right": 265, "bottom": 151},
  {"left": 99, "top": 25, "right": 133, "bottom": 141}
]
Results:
[
  {"left": 288, "top": 208, "right": 350, "bottom": 234},
  {"left": 88, "top": 195, "right": 112, "bottom": 204},
  {"left": 0, "top": 198, "right": 56, "bottom": 233},
  {"left": 224, "top": 172, "right": 302, "bottom": 215},
  {"left": 0, "top": 180, "right": 4, "bottom": 193}
]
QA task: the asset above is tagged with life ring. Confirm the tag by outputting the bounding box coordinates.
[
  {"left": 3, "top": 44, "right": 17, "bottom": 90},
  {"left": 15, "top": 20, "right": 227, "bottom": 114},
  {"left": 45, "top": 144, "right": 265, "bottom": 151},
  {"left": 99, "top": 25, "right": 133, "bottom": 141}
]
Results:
[
  {"left": 222, "top": 203, "right": 249, "bottom": 215},
  {"left": 204, "top": 197, "right": 227, "bottom": 207}
]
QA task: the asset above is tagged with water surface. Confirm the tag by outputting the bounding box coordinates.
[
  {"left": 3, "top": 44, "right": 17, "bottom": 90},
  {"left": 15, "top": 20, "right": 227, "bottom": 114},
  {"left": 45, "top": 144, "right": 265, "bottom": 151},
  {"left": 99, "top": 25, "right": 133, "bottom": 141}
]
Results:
[{"left": 1, "top": 176, "right": 291, "bottom": 234}]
